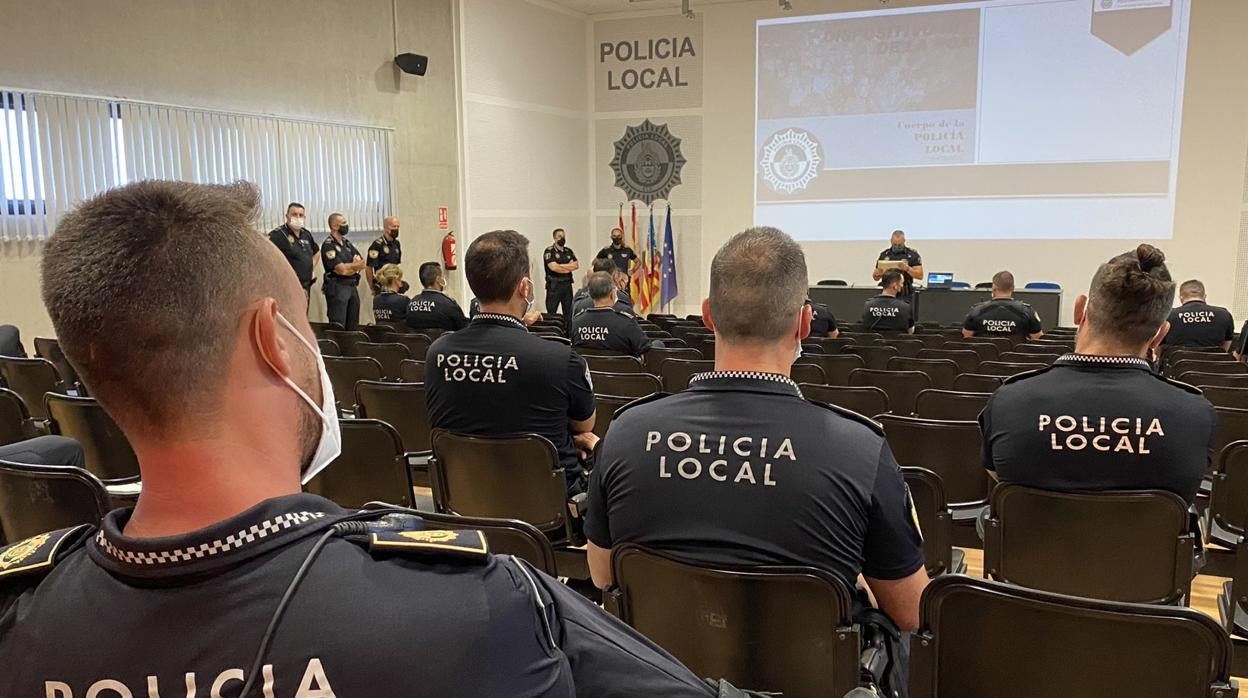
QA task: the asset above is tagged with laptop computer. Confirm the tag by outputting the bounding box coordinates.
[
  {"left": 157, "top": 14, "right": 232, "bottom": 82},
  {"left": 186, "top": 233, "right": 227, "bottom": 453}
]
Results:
[{"left": 927, "top": 272, "right": 954, "bottom": 289}]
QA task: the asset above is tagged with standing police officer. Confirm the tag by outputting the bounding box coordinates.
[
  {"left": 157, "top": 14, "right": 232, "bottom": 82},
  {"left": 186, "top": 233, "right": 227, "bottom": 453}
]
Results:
[
  {"left": 585, "top": 227, "right": 927, "bottom": 642},
  {"left": 862, "top": 270, "right": 915, "bottom": 334},
  {"left": 571, "top": 272, "right": 653, "bottom": 357},
  {"left": 596, "top": 227, "right": 638, "bottom": 275},
  {"left": 981, "top": 245, "right": 1215, "bottom": 505},
  {"left": 544, "top": 228, "right": 578, "bottom": 326},
  {"left": 406, "top": 261, "right": 469, "bottom": 332},
  {"left": 1162, "top": 279, "right": 1236, "bottom": 351},
  {"left": 963, "top": 271, "right": 1044, "bottom": 339},
  {"left": 872, "top": 229, "right": 923, "bottom": 298},
  {"left": 267, "top": 202, "right": 318, "bottom": 305},
  {"left": 365, "top": 215, "right": 404, "bottom": 294},
  {"left": 427, "top": 230, "right": 598, "bottom": 496},
  {"left": 3, "top": 180, "right": 728, "bottom": 697},
  {"left": 321, "top": 212, "right": 365, "bottom": 330}
]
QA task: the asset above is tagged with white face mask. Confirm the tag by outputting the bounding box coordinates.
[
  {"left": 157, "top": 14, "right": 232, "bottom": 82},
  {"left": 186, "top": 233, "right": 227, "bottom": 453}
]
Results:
[
  {"left": 288, "top": 216, "right": 305, "bottom": 232},
  {"left": 276, "top": 313, "right": 341, "bottom": 484},
  {"left": 524, "top": 279, "right": 536, "bottom": 314}
]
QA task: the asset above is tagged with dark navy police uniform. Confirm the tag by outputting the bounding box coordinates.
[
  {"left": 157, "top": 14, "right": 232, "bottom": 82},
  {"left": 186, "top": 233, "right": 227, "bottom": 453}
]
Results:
[
  {"left": 544, "top": 244, "right": 577, "bottom": 322},
  {"left": 877, "top": 246, "right": 922, "bottom": 297},
  {"left": 372, "top": 290, "right": 409, "bottom": 323},
  {"left": 321, "top": 236, "right": 363, "bottom": 330},
  {"left": 268, "top": 224, "right": 318, "bottom": 300},
  {"left": 862, "top": 295, "right": 914, "bottom": 333},
  {"left": 808, "top": 300, "right": 838, "bottom": 337},
  {"left": 574, "top": 288, "right": 634, "bottom": 318},
  {"left": 596, "top": 244, "right": 637, "bottom": 274},
  {"left": 963, "top": 297, "right": 1042, "bottom": 337},
  {"left": 0, "top": 494, "right": 719, "bottom": 696},
  {"left": 406, "top": 289, "right": 469, "bottom": 333},
  {"left": 425, "top": 313, "right": 596, "bottom": 492},
  {"left": 571, "top": 307, "right": 652, "bottom": 357},
  {"left": 586, "top": 372, "right": 925, "bottom": 591},
  {"left": 1163, "top": 300, "right": 1235, "bottom": 349},
  {"left": 980, "top": 354, "right": 1216, "bottom": 504},
  {"left": 366, "top": 234, "right": 405, "bottom": 293}
]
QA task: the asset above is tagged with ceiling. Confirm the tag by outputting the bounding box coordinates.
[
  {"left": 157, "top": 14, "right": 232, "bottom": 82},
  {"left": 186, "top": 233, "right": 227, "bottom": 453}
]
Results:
[{"left": 544, "top": 0, "right": 756, "bottom": 16}]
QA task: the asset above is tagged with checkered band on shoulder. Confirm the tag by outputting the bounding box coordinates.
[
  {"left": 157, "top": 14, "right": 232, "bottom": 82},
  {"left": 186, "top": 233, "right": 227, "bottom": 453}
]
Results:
[
  {"left": 473, "top": 313, "right": 526, "bottom": 329},
  {"left": 689, "top": 371, "right": 803, "bottom": 398},
  {"left": 1057, "top": 354, "right": 1151, "bottom": 369},
  {"left": 95, "top": 511, "right": 328, "bottom": 566}
]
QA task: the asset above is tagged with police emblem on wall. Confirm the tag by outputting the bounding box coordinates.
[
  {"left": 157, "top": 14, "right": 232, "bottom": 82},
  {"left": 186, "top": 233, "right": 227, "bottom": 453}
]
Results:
[
  {"left": 610, "top": 119, "right": 686, "bottom": 205},
  {"left": 760, "top": 128, "right": 823, "bottom": 195}
]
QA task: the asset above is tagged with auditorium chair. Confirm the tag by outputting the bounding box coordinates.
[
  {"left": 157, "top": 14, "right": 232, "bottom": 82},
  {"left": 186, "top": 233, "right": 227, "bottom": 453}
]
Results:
[
  {"left": 575, "top": 347, "right": 629, "bottom": 357},
  {"left": 605, "top": 545, "right": 869, "bottom": 698},
  {"left": 1178, "top": 372, "right": 1248, "bottom": 389},
  {"left": 643, "top": 347, "right": 702, "bottom": 375},
  {"left": 804, "top": 337, "right": 856, "bottom": 354},
  {"left": 983, "top": 484, "right": 1193, "bottom": 604},
  {"left": 845, "top": 344, "right": 900, "bottom": 370},
  {"left": 316, "top": 338, "right": 341, "bottom": 356},
  {"left": 815, "top": 279, "right": 848, "bottom": 286},
  {"left": 353, "top": 341, "right": 413, "bottom": 381},
  {"left": 305, "top": 418, "right": 410, "bottom": 509},
  {"left": 973, "top": 282, "right": 993, "bottom": 290},
  {"left": 911, "top": 576, "right": 1234, "bottom": 698},
  {"left": 33, "top": 337, "right": 81, "bottom": 393},
  {"left": 800, "top": 384, "right": 889, "bottom": 418},
  {"left": 952, "top": 373, "right": 1004, "bottom": 392},
  {"left": 354, "top": 380, "right": 434, "bottom": 488},
  {"left": 671, "top": 326, "right": 710, "bottom": 343},
  {"left": 840, "top": 332, "right": 884, "bottom": 345},
  {"left": 1214, "top": 406, "right": 1248, "bottom": 456},
  {"left": 976, "top": 361, "right": 1046, "bottom": 378},
  {"left": 324, "top": 356, "right": 384, "bottom": 414},
  {"left": 800, "top": 342, "right": 827, "bottom": 355},
  {"left": 324, "top": 329, "right": 369, "bottom": 357},
  {"left": 0, "top": 356, "right": 69, "bottom": 421},
  {"left": 1206, "top": 441, "right": 1248, "bottom": 563},
  {"left": 914, "top": 389, "right": 990, "bottom": 421},
  {"left": 1201, "top": 386, "right": 1248, "bottom": 410},
  {"left": 528, "top": 325, "right": 562, "bottom": 337},
  {"left": 880, "top": 339, "right": 923, "bottom": 358},
  {"left": 360, "top": 324, "right": 396, "bottom": 343},
  {"left": 383, "top": 332, "right": 433, "bottom": 360},
  {"left": 0, "top": 462, "right": 109, "bottom": 545},
  {"left": 802, "top": 354, "right": 865, "bottom": 386},
  {"left": 1172, "top": 359, "right": 1248, "bottom": 377},
  {"left": 655, "top": 336, "right": 689, "bottom": 349},
  {"left": 374, "top": 507, "right": 558, "bottom": 576},
  {"left": 911, "top": 333, "right": 948, "bottom": 349},
  {"left": 591, "top": 371, "right": 661, "bottom": 399},
  {"left": 44, "top": 393, "right": 141, "bottom": 498},
  {"left": 903, "top": 466, "right": 965, "bottom": 576},
  {"left": 539, "top": 335, "right": 572, "bottom": 346},
  {"left": 0, "top": 389, "right": 30, "bottom": 446},
  {"left": 1032, "top": 337, "right": 1075, "bottom": 348},
  {"left": 918, "top": 348, "right": 979, "bottom": 375},
  {"left": 951, "top": 341, "right": 1000, "bottom": 363},
  {"left": 659, "top": 358, "right": 715, "bottom": 392},
  {"left": 688, "top": 335, "right": 716, "bottom": 361},
  {"left": 308, "top": 321, "right": 345, "bottom": 340},
  {"left": 849, "top": 369, "right": 932, "bottom": 416},
  {"left": 399, "top": 359, "right": 425, "bottom": 383},
  {"left": 584, "top": 354, "right": 646, "bottom": 374},
  {"left": 998, "top": 351, "right": 1059, "bottom": 365},
  {"left": 876, "top": 416, "right": 987, "bottom": 535},
  {"left": 593, "top": 394, "right": 634, "bottom": 439},
  {"left": 887, "top": 357, "right": 959, "bottom": 390},
  {"left": 1012, "top": 343, "right": 1065, "bottom": 355},
  {"left": 790, "top": 362, "right": 827, "bottom": 386}
]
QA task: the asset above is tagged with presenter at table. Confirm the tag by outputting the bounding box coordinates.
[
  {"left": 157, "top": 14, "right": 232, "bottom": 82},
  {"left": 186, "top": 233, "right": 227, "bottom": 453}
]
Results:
[{"left": 872, "top": 229, "right": 923, "bottom": 299}]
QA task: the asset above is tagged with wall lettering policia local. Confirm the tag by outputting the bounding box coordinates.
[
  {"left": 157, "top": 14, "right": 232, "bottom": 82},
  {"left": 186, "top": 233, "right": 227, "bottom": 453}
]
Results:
[{"left": 601, "top": 37, "right": 696, "bottom": 91}]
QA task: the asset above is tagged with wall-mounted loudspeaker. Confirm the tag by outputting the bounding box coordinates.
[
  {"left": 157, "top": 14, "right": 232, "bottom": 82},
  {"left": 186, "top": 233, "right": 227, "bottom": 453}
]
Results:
[{"left": 394, "top": 53, "right": 429, "bottom": 76}]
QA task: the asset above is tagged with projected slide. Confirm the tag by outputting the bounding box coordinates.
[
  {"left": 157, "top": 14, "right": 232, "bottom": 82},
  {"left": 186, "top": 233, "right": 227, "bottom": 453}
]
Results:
[{"left": 754, "top": 0, "right": 1190, "bottom": 240}]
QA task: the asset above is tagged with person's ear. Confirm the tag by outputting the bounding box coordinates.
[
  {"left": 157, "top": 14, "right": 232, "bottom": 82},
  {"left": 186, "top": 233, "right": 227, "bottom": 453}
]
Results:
[
  {"left": 1149, "top": 320, "right": 1171, "bottom": 354},
  {"left": 251, "top": 298, "right": 295, "bottom": 380},
  {"left": 702, "top": 298, "right": 715, "bottom": 332},
  {"left": 798, "top": 302, "right": 813, "bottom": 341},
  {"left": 1073, "top": 294, "right": 1089, "bottom": 327}
]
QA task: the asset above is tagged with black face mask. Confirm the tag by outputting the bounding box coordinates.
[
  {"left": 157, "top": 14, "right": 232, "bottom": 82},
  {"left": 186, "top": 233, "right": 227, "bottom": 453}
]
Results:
[
  {"left": 338, "top": 224, "right": 350, "bottom": 236},
  {"left": 611, "top": 238, "right": 622, "bottom": 246},
  {"left": 556, "top": 237, "right": 565, "bottom": 246},
  {"left": 389, "top": 228, "right": 399, "bottom": 239}
]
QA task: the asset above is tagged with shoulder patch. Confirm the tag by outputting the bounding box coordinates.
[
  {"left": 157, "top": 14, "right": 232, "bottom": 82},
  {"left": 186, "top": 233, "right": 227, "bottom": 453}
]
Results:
[
  {"left": 369, "top": 528, "right": 489, "bottom": 561},
  {"left": 0, "top": 524, "right": 92, "bottom": 580},
  {"left": 1000, "top": 365, "right": 1055, "bottom": 386},
  {"left": 805, "top": 399, "right": 885, "bottom": 436},
  {"left": 368, "top": 249, "right": 379, "bottom": 259},
  {"left": 326, "top": 249, "right": 337, "bottom": 260},
  {"left": 1156, "top": 374, "right": 1203, "bottom": 396}
]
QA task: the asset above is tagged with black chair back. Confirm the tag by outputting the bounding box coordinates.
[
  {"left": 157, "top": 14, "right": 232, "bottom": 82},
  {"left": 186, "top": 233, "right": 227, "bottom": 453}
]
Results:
[
  {"left": 903, "top": 466, "right": 960, "bottom": 576},
  {"left": 354, "top": 381, "right": 433, "bottom": 456},
  {"left": 594, "top": 395, "right": 636, "bottom": 439},
  {"left": 999, "top": 351, "right": 1060, "bottom": 365},
  {"left": 399, "top": 359, "right": 426, "bottom": 383},
  {"left": 877, "top": 415, "right": 986, "bottom": 509},
  {"left": 953, "top": 373, "right": 1004, "bottom": 392},
  {"left": 309, "top": 321, "right": 345, "bottom": 339},
  {"left": 608, "top": 544, "right": 862, "bottom": 698},
  {"left": 0, "top": 462, "right": 108, "bottom": 544},
  {"left": 804, "top": 337, "right": 857, "bottom": 354},
  {"left": 0, "top": 388, "right": 31, "bottom": 446},
  {"left": 360, "top": 324, "right": 396, "bottom": 343},
  {"left": 33, "top": 337, "right": 80, "bottom": 390},
  {"left": 584, "top": 354, "right": 645, "bottom": 374},
  {"left": 789, "top": 363, "right": 826, "bottom": 386},
  {"left": 802, "top": 354, "right": 865, "bottom": 386},
  {"left": 912, "top": 333, "right": 948, "bottom": 349},
  {"left": 881, "top": 339, "right": 923, "bottom": 358},
  {"left": 383, "top": 332, "right": 433, "bottom": 360},
  {"left": 1172, "top": 359, "right": 1247, "bottom": 377},
  {"left": 316, "top": 338, "right": 341, "bottom": 356},
  {"left": 1012, "top": 343, "right": 1066, "bottom": 356},
  {"left": 659, "top": 358, "right": 715, "bottom": 392},
  {"left": 591, "top": 371, "right": 662, "bottom": 398},
  {"left": 324, "top": 330, "right": 369, "bottom": 357},
  {"left": 848, "top": 369, "right": 932, "bottom": 416},
  {"left": 800, "top": 384, "right": 888, "bottom": 417},
  {"left": 643, "top": 347, "right": 703, "bottom": 375},
  {"left": 688, "top": 335, "right": 716, "bottom": 361},
  {"left": 977, "top": 361, "right": 1046, "bottom": 377},
  {"left": 917, "top": 348, "right": 979, "bottom": 375},
  {"left": 44, "top": 394, "right": 140, "bottom": 484},
  {"left": 0, "top": 356, "right": 65, "bottom": 420},
  {"left": 951, "top": 341, "right": 1000, "bottom": 363},
  {"left": 324, "top": 356, "right": 384, "bottom": 413},
  {"left": 1178, "top": 372, "right": 1248, "bottom": 388},
  {"left": 914, "top": 389, "right": 990, "bottom": 421},
  {"left": 1210, "top": 441, "right": 1248, "bottom": 539},
  {"left": 909, "top": 576, "right": 1233, "bottom": 698},
  {"left": 1214, "top": 406, "right": 1248, "bottom": 454},
  {"left": 304, "top": 418, "right": 410, "bottom": 509},
  {"left": 353, "top": 341, "right": 412, "bottom": 380},
  {"left": 844, "top": 345, "right": 899, "bottom": 370},
  {"left": 1196, "top": 385, "right": 1248, "bottom": 410},
  {"left": 984, "top": 484, "right": 1192, "bottom": 604},
  {"left": 886, "top": 357, "right": 959, "bottom": 390}
]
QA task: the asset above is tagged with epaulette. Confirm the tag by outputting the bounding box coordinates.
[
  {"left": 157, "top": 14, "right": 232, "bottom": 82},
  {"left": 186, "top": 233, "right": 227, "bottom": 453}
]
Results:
[
  {"left": 806, "top": 399, "right": 885, "bottom": 436},
  {"left": 1156, "top": 374, "right": 1203, "bottom": 396},
  {"left": 1000, "top": 365, "right": 1055, "bottom": 386},
  {"left": 339, "top": 513, "right": 491, "bottom": 563},
  {"left": 372, "top": 236, "right": 385, "bottom": 247},
  {"left": 612, "top": 391, "right": 672, "bottom": 419},
  {"left": 0, "top": 524, "right": 93, "bottom": 582}
]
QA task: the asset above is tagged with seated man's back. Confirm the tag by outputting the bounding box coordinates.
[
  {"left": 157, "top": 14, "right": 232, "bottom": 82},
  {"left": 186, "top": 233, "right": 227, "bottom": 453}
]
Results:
[
  {"left": 571, "top": 271, "right": 651, "bottom": 356},
  {"left": 963, "top": 298, "right": 1042, "bottom": 338},
  {"left": 1164, "top": 280, "right": 1235, "bottom": 349},
  {"left": 862, "top": 270, "right": 913, "bottom": 334},
  {"left": 406, "top": 262, "right": 467, "bottom": 332}
]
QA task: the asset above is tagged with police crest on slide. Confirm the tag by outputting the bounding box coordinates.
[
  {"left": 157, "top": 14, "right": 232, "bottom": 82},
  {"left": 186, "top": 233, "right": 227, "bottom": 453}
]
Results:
[{"left": 760, "top": 128, "right": 822, "bottom": 195}]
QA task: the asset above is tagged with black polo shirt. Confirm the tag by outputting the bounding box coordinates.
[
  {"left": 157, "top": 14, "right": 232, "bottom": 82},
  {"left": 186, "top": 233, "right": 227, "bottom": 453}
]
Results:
[
  {"left": 862, "top": 295, "right": 914, "bottom": 333},
  {"left": 372, "top": 291, "right": 410, "bottom": 323},
  {"left": 321, "top": 236, "right": 363, "bottom": 284},
  {"left": 574, "top": 291, "right": 636, "bottom": 319},
  {"left": 571, "top": 307, "right": 652, "bottom": 357},
  {"left": 597, "top": 245, "right": 638, "bottom": 274},
  {"left": 406, "top": 289, "right": 469, "bottom": 332},
  {"left": 268, "top": 224, "right": 318, "bottom": 287},
  {"left": 585, "top": 372, "right": 925, "bottom": 589},
  {"left": 366, "top": 234, "right": 402, "bottom": 271},
  {"left": 808, "top": 300, "right": 838, "bottom": 337},
  {"left": 980, "top": 354, "right": 1216, "bottom": 504},
  {"left": 1164, "top": 300, "right": 1235, "bottom": 348},
  {"left": 544, "top": 244, "right": 577, "bottom": 285},
  {"left": 425, "top": 313, "right": 596, "bottom": 476},
  {"left": 877, "top": 246, "right": 922, "bottom": 296},
  {"left": 963, "top": 297, "right": 1042, "bottom": 337}
]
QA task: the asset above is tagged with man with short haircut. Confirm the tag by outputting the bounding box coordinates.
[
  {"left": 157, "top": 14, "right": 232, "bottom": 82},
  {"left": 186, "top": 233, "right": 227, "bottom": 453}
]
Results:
[
  {"left": 267, "top": 202, "right": 318, "bottom": 304},
  {"left": 586, "top": 227, "right": 927, "bottom": 642},
  {"left": 963, "top": 271, "right": 1043, "bottom": 340},
  {"left": 1163, "top": 279, "right": 1235, "bottom": 351},
  {"left": 320, "top": 212, "right": 366, "bottom": 330},
  {"left": 573, "top": 257, "right": 617, "bottom": 316},
  {"left": 544, "top": 228, "right": 579, "bottom": 327},
  {"left": 806, "top": 298, "right": 839, "bottom": 338},
  {"left": 3, "top": 181, "right": 720, "bottom": 696},
  {"left": 406, "top": 261, "right": 468, "bottom": 332},
  {"left": 571, "top": 272, "right": 653, "bottom": 357},
  {"left": 596, "top": 227, "right": 638, "bottom": 275},
  {"left": 426, "top": 230, "right": 598, "bottom": 495},
  {"left": 872, "top": 229, "right": 923, "bottom": 298},
  {"left": 365, "top": 216, "right": 404, "bottom": 293},
  {"left": 862, "top": 270, "right": 915, "bottom": 334}
]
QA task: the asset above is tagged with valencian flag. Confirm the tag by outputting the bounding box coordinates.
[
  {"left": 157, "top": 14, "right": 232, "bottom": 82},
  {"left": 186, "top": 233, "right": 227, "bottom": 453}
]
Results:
[
  {"left": 644, "top": 205, "right": 661, "bottom": 312},
  {"left": 629, "top": 202, "right": 642, "bottom": 305},
  {"left": 660, "top": 204, "right": 678, "bottom": 309}
]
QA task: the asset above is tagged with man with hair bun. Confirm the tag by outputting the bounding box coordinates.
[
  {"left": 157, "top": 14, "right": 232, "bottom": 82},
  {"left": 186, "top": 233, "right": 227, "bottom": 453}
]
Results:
[{"left": 980, "top": 244, "right": 1215, "bottom": 505}]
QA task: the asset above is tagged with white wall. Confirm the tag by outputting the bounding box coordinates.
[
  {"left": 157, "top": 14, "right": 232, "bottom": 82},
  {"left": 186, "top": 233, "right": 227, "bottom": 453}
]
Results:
[{"left": 0, "top": 0, "right": 459, "bottom": 335}]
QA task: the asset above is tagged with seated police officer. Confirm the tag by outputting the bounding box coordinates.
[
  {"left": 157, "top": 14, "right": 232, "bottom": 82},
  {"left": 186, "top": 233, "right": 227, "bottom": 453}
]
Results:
[
  {"left": 980, "top": 245, "right": 1215, "bottom": 505},
  {"left": 0, "top": 181, "right": 723, "bottom": 697},
  {"left": 806, "top": 297, "right": 839, "bottom": 338},
  {"left": 862, "top": 270, "right": 915, "bottom": 334},
  {"left": 573, "top": 257, "right": 617, "bottom": 316},
  {"left": 425, "top": 230, "right": 599, "bottom": 495},
  {"left": 962, "top": 271, "right": 1043, "bottom": 340},
  {"left": 371, "top": 263, "right": 410, "bottom": 323},
  {"left": 585, "top": 227, "right": 927, "bottom": 635},
  {"left": 572, "top": 272, "right": 653, "bottom": 357},
  {"left": 1162, "top": 279, "right": 1236, "bottom": 352},
  {"left": 406, "top": 261, "right": 469, "bottom": 332}
]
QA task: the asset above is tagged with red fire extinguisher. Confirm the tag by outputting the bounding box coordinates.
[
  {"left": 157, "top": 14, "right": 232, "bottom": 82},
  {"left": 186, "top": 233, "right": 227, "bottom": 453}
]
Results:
[{"left": 442, "top": 231, "right": 457, "bottom": 270}]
